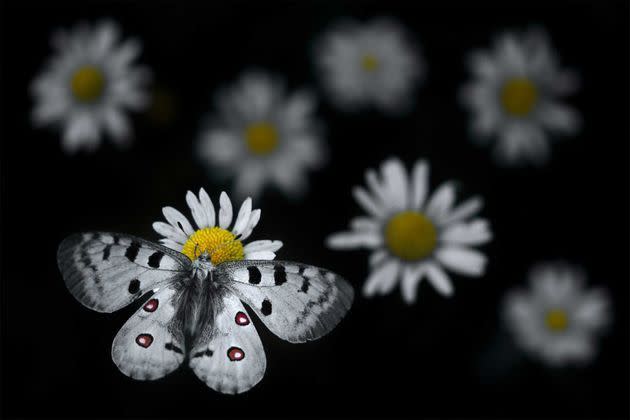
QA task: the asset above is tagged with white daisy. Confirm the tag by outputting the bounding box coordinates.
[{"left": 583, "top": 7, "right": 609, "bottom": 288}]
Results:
[
  {"left": 31, "top": 20, "right": 151, "bottom": 153},
  {"left": 503, "top": 262, "right": 610, "bottom": 366},
  {"left": 315, "top": 18, "right": 423, "bottom": 113},
  {"left": 153, "top": 188, "right": 283, "bottom": 264},
  {"left": 326, "top": 157, "right": 492, "bottom": 303},
  {"left": 460, "top": 27, "right": 580, "bottom": 165},
  {"left": 197, "top": 71, "right": 326, "bottom": 199}
]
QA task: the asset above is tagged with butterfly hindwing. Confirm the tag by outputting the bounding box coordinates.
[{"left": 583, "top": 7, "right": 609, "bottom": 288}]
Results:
[
  {"left": 57, "top": 232, "right": 191, "bottom": 312},
  {"left": 189, "top": 290, "right": 266, "bottom": 394},
  {"left": 217, "top": 260, "right": 354, "bottom": 343},
  {"left": 111, "top": 284, "right": 186, "bottom": 380}
]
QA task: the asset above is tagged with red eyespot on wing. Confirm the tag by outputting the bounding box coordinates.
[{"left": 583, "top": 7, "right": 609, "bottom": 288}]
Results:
[
  {"left": 235, "top": 311, "right": 250, "bottom": 326},
  {"left": 227, "top": 346, "right": 245, "bottom": 361},
  {"left": 136, "top": 334, "right": 153, "bottom": 348},
  {"left": 143, "top": 299, "right": 159, "bottom": 312}
]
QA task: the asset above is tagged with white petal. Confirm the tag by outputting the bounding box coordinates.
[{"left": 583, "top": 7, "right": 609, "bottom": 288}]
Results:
[
  {"left": 440, "top": 219, "right": 492, "bottom": 246},
  {"left": 245, "top": 250, "right": 277, "bottom": 260},
  {"left": 380, "top": 157, "right": 408, "bottom": 211},
  {"left": 369, "top": 249, "right": 388, "bottom": 267},
  {"left": 435, "top": 246, "right": 487, "bottom": 277},
  {"left": 425, "top": 181, "right": 456, "bottom": 221},
  {"left": 573, "top": 289, "right": 610, "bottom": 330},
  {"left": 159, "top": 238, "right": 182, "bottom": 251},
  {"left": 198, "top": 188, "right": 216, "bottom": 228},
  {"left": 103, "top": 107, "right": 131, "bottom": 144},
  {"left": 240, "top": 209, "right": 261, "bottom": 241},
  {"left": 425, "top": 263, "right": 454, "bottom": 297},
  {"left": 162, "top": 206, "right": 195, "bottom": 236},
  {"left": 439, "top": 196, "right": 484, "bottom": 226},
  {"left": 410, "top": 159, "right": 429, "bottom": 210},
  {"left": 186, "top": 191, "right": 208, "bottom": 229},
  {"left": 326, "top": 231, "right": 382, "bottom": 249},
  {"left": 400, "top": 264, "right": 425, "bottom": 304},
  {"left": 350, "top": 217, "right": 380, "bottom": 232},
  {"left": 538, "top": 103, "right": 581, "bottom": 134},
  {"left": 244, "top": 240, "right": 283, "bottom": 253},
  {"left": 218, "top": 191, "right": 233, "bottom": 229},
  {"left": 232, "top": 198, "right": 252, "bottom": 236},
  {"left": 352, "top": 186, "right": 385, "bottom": 218},
  {"left": 365, "top": 169, "right": 388, "bottom": 207},
  {"left": 233, "top": 165, "right": 267, "bottom": 200},
  {"left": 152, "top": 221, "right": 188, "bottom": 244},
  {"left": 362, "top": 259, "right": 400, "bottom": 297}
]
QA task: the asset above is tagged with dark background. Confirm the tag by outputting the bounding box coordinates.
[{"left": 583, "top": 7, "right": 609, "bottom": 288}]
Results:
[{"left": 1, "top": 0, "right": 628, "bottom": 418}]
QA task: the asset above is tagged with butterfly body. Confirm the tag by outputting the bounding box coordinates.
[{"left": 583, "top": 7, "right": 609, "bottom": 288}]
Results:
[{"left": 58, "top": 231, "right": 353, "bottom": 393}]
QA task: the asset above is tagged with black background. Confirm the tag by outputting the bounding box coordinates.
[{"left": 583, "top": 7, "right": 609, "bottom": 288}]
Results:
[{"left": 1, "top": 1, "right": 628, "bottom": 419}]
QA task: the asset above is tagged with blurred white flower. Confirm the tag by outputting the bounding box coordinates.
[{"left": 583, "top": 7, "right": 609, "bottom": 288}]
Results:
[
  {"left": 327, "top": 157, "right": 492, "bottom": 303},
  {"left": 315, "top": 18, "right": 423, "bottom": 113},
  {"left": 198, "top": 72, "right": 326, "bottom": 199},
  {"left": 153, "top": 188, "right": 282, "bottom": 263},
  {"left": 461, "top": 27, "right": 580, "bottom": 165},
  {"left": 503, "top": 262, "right": 610, "bottom": 366},
  {"left": 31, "top": 20, "right": 151, "bottom": 153}
]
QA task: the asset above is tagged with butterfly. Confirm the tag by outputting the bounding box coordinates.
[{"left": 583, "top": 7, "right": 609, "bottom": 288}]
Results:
[{"left": 57, "top": 231, "right": 354, "bottom": 394}]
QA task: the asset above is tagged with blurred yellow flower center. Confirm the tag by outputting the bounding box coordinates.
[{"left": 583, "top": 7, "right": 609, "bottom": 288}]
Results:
[
  {"left": 545, "top": 309, "right": 569, "bottom": 332},
  {"left": 71, "top": 66, "right": 105, "bottom": 102},
  {"left": 244, "top": 122, "right": 279, "bottom": 155},
  {"left": 361, "top": 54, "right": 379, "bottom": 72},
  {"left": 501, "top": 78, "right": 538, "bottom": 116},
  {"left": 182, "top": 227, "right": 244, "bottom": 264},
  {"left": 385, "top": 211, "right": 437, "bottom": 261}
]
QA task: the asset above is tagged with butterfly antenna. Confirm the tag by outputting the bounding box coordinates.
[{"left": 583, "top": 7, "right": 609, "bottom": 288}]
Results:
[{"left": 194, "top": 242, "right": 200, "bottom": 259}]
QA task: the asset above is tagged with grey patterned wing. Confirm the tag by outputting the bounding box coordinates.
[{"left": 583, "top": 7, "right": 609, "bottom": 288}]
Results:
[
  {"left": 215, "top": 260, "right": 354, "bottom": 343},
  {"left": 57, "top": 232, "right": 191, "bottom": 313}
]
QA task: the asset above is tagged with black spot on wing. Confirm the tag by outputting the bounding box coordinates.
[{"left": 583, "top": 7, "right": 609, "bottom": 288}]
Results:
[
  {"left": 192, "top": 349, "right": 214, "bottom": 358},
  {"left": 247, "top": 266, "right": 262, "bottom": 284},
  {"left": 102, "top": 245, "right": 112, "bottom": 261},
  {"left": 274, "top": 265, "right": 287, "bottom": 285},
  {"left": 164, "top": 342, "right": 183, "bottom": 354},
  {"left": 261, "top": 299, "right": 272, "bottom": 316},
  {"left": 128, "top": 279, "right": 140, "bottom": 294},
  {"left": 125, "top": 241, "right": 141, "bottom": 262},
  {"left": 299, "top": 277, "right": 310, "bottom": 294},
  {"left": 148, "top": 251, "right": 164, "bottom": 268}
]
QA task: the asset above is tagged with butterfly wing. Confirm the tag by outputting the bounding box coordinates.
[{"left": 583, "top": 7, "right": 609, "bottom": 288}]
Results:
[
  {"left": 57, "top": 232, "right": 191, "bottom": 313},
  {"left": 112, "top": 283, "right": 186, "bottom": 380},
  {"left": 216, "top": 260, "right": 354, "bottom": 343},
  {"left": 189, "top": 290, "right": 266, "bottom": 394}
]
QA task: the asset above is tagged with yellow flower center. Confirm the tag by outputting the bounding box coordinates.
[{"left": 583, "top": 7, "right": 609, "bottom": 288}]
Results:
[
  {"left": 385, "top": 211, "right": 437, "bottom": 261},
  {"left": 545, "top": 309, "right": 569, "bottom": 332},
  {"left": 500, "top": 77, "right": 538, "bottom": 116},
  {"left": 244, "top": 122, "right": 279, "bottom": 155},
  {"left": 181, "top": 227, "right": 245, "bottom": 264},
  {"left": 361, "top": 54, "right": 379, "bottom": 72},
  {"left": 70, "top": 66, "right": 106, "bottom": 102}
]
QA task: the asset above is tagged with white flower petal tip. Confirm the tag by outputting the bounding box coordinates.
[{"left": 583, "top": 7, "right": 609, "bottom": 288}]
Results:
[
  {"left": 461, "top": 26, "right": 580, "bottom": 166},
  {"left": 153, "top": 190, "right": 280, "bottom": 262},
  {"left": 503, "top": 262, "right": 611, "bottom": 366},
  {"left": 30, "top": 20, "right": 150, "bottom": 153},
  {"left": 315, "top": 18, "right": 423, "bottom": 114},
  {"left": 197, "top": 71, "right": 326, "bottom": 199},
  {"left": 328, "top": 157, "right": 490, "bottom": 303}
]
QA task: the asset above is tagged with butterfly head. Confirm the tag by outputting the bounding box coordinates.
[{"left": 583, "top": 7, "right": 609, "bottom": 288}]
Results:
[{"left": 191, "top": 251, "right": 214, "bottom": 279}]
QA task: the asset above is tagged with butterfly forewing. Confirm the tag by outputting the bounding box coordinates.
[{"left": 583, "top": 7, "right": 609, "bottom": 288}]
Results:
[
  {"left": 216, "top": 260, "right": 354, "bottom": 343},
  {"left": 112, "top": 283, "right": 186, "bottom": 380},
  {"left": 189, "top": 291, "right": 266, "bottom": 394},
  {"left": 57, "top": 232, "right": 191, "bottom": 313}
]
